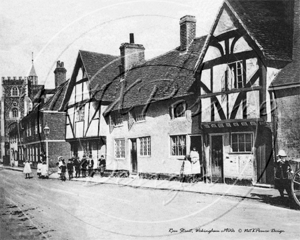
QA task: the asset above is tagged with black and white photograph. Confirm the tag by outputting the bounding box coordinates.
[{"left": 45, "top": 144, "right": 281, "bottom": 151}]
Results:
[{"left": 0, "top": 0, "right": 300, "bottom": 239}]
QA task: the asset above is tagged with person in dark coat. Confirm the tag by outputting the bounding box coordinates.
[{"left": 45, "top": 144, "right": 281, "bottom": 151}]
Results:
[
  {"left": 87, "top": 154, "right": 94, "bottom": 177},
  {"left": 98, "top": 155, "right": 106, "bottom": 177},
  {"left": 73, "top": 157, "right": 80, "bottom": 178},
  {"left": 274, "top": 150, "right": 294, "bottom": 204},
  {"left": 67, "top": 159, "right": 74, "bottom": 180},
  {"left": 60, "top": 159, "right": 67, "bottom": 181},
  {"left": 80, "top": 155, "right": 88, "bottom": 177}
]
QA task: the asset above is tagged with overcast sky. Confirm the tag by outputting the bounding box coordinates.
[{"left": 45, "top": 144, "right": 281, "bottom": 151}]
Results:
[{"left": 0, "top": 0, "right": 223, "bottom": 89}]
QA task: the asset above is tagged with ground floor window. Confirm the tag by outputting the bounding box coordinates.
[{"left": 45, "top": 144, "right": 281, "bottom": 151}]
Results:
[
  {"left": 114, "top": 139, "right": 125, "bottom": 159},
  {"left": 231, "top": 133, "right": 253, "bottom": 153},
  {"left": 170, "top": 135, "right": 186, "bottom": 156},
  {"left": 139, "top": 137, "right": 151, "bottom": 156}
]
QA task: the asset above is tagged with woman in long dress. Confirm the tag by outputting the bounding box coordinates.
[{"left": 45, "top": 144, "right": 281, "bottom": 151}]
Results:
[
  {"left": 37, "top": 160, "right": 42, "bottom": 178},
  {"left": 23, "top": 160, "right": 32, "bottom": 179},
  {"left": 41, "top": 161, "right": 48, "bottom": 178}
]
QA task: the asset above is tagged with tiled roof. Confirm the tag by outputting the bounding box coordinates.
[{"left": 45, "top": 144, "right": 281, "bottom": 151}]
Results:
[
  {"left": 104, "top": 36, "right": 207, "bottom": 114},
  {"left": 269, "top": 61, "right": 300, "bottom": 88},
  {"left": 226, "top": 0, "right": 293, "bottom": 61},
  {"left": 41, "top": 80, "right": 69, "bottom": 111},
  {"left": 79, "top": 50, "right": 122, "bottom": 101}
]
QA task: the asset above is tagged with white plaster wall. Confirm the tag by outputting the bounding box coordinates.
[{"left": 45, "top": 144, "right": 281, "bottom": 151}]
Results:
[{"left": 106, "top": 106, "right": 193, "bottom": 174}]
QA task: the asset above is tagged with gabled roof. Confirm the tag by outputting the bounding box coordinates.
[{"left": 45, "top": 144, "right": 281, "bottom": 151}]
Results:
[
  {"left": 79, "top": 50, "right": 122, "bottom": 101},
  {"left": 269, "top": 61, "right": 300, "bottom": 89},
  {"left": 104, "top": 36, "right": 207, "bottom": 115},
  {"left": 226, "top": 0, "right": 293, "bottom": 61},
  {"left": 41, "top": 80, "right": 70, "bottom": 111},
  {"left": 195, "top": 0, "right": 294, "bottom": 71}
]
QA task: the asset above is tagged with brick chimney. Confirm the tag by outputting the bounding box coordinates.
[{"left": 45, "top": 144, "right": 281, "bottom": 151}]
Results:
[
  {"left": 120, "top": 33, "right": 145, "bottom": 72},
  {"left": 180, "top": 15, "right": 196, "bottom": 51},
  {"left": 54, "top": 61, "right": 67, "bottom": 88}
]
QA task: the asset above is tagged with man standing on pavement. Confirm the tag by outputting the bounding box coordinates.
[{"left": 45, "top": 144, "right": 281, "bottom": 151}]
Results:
[
  {"left": 87, "top": 154, "right": 94, "bottom": 177},
  {"left": 73, "top": 157, "right": 80, "bottom": 178},
  {"left": 67, "top": 159, "right": 74, "bottom": 180}
]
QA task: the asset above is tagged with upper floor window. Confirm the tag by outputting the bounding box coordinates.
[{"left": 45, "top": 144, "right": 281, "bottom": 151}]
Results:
[
  {"left": 12, "top": 108, "right": 18, "bottom": 118},
  {"left": 228, "top": 61, "right": 244, "bottom": 89},
  {"left": 75, "top": 106, "right": 85, "bottom": 122},
  {"left": 112, "top": 114, "right": 123, "bottom": 126},
  {"left": 11, "top": 87, "right": 19, "bottom": 97},
  {"left": 231, "top": 133, "right": 253, "bottom": 153},
  {"left": 170, "top": 101, "right": 186, "bottom": 119}
]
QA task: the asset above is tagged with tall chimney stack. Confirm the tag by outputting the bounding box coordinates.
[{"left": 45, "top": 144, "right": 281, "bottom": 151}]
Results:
[
  {"left": 180, "top": 15, "right": 196, "bottom": 51},
  {"left": 120, "top": 33, "right": 145, "bottom": 72},
  {"left": 54, "top": 61, "right": 67, "bottom": 88}
]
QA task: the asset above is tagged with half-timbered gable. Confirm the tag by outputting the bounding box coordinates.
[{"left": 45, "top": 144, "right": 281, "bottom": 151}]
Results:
[
  {"left": 63, "top": 50, "right": 121, "bottom": 159},
  {"left": 195, "top": 0, "right": 293, "bottom": 184}
]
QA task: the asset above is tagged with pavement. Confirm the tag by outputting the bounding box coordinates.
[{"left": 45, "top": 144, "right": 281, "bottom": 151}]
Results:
[{"left": 0, "top": 164, "right": 280, "bottom": 201}]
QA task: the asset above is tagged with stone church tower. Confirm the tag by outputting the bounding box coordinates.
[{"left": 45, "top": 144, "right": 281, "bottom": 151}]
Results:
[{"left": 0, "top": 59, "right": 40, "bottom": 162}]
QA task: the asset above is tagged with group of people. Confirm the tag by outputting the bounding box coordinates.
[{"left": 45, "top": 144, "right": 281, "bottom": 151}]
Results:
[
  {"left": 23, "top": 154, "right": 106, "bottom": 181},
  {"left": 56, "top": 154, "right": 106, "bottom": 181},
  {"left": 23, "top": 157, "right": 48, "bottom": 179}
]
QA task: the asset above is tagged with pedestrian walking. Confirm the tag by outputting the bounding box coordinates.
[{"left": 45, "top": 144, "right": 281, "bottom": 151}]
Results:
[
  {"left": 37, "top": 160, "right": 42, "bottom": 178},
  {"left": 67, "top": 158, "right": 74, "bottom": 180},
  {"left": 23, "top": 160, "right": 32, "bottom": 179},
  {"left": 41, "top": 161, "right": 48, "bottom": 179},
  {"left": 98, "top": 155, "right": 106, "bottom": 177},
  {"left": 60, "top": 159, "right": 67, "bottom": 181},
  {"left": 80, "top": 155, "right": 88, "bottom": 177},
  {"left": 87, "top": 154, "right": 94, "bottom": 177},
  {"left": 74, "top": 157, "right": 80, "bottom": 178}
]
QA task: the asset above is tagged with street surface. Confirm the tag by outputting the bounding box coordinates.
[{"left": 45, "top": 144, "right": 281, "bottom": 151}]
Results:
[{"left": 0, "top": 169, "right": 299, "bottom": 240}]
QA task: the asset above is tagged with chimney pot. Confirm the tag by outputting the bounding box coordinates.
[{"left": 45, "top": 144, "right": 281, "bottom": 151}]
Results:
[
  {"left": 54, "top": 60, "right": 67, "bottom": 87},
  {"left": 130, "top": 33, "right": 134, "bottom": 44}
]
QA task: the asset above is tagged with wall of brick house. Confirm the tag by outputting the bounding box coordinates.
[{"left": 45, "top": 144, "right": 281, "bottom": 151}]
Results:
[
  {"left": 106, "top": 95, "right": 202, "bottom": 174},
  {"left": 274, "top": 87, "right": 300, "bottom": 159},
  {"left": 43, "top": 112, "right": 66, "bottom": 140},
  {"left": 48, "top": 141, "right": 71, "bottom": 167}
]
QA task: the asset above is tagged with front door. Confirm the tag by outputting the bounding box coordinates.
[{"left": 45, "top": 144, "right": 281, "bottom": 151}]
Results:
[
  {"left": 131, "top": 139, "right": 137, "bottom": 174},
  {"left": 211, "top": 135, "right": 224, "bottom": 183}
]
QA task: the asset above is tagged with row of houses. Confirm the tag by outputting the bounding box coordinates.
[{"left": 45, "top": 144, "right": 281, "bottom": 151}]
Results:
[{"left": 5, "top": 0, "right": 300, "bottom": 185}]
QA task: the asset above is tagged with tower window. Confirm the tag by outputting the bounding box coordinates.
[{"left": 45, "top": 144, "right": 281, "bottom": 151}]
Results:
[
  {"left": 12, "top": 108, "right": 18, "bottom": 118},
  {"left": 11, "top": 87, "right": 19, "bottom": 97}
]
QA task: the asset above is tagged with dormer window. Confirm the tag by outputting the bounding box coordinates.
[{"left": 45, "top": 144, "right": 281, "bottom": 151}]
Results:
[
  {"left": 11, "top": 87, "right": 19, "bottom": 97},
  {"left": 170, "top": 100, "right": 186, "bottom": 119}
]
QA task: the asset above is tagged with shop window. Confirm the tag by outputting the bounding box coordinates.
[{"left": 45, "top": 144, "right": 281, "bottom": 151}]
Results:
[
  {"left": 140, "top": 137, "right": 151, "bottom": 156},
  {"left": 170, "top": 101, "right": 186, "bottom": 119},
  {"left": 170, "top": 135, "right": 186, "bottom": 156},
  {"left": 114, "top": 139, "right": 125, "bottom": 159},
  {"left": 231, "top": 133, "right": 253, "bottom": 153}
]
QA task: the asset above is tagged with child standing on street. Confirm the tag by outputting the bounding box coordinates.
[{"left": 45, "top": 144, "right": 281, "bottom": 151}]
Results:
[
  {"left": 60, "top": 159, "right": 67, "bottom": 181},
  {"left": 23, "top": 160, "right": 32, "bottom": 179},
  {"left": 37, "top": 160, "right": 42, "bottom": 178},
  {"left": 67, "top": 159, "right": 74, "bottom": 180}
]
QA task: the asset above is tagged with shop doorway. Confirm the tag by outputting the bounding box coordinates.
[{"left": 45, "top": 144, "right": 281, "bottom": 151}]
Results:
[
  {"left": 211, "top": 135, "right": 224, "bottom": 183},
  {"left": 130, "top": 139, "right": 138, "bottom": 174}
]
